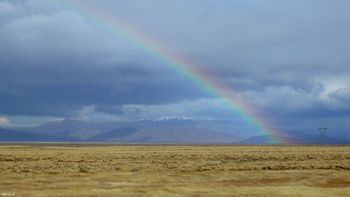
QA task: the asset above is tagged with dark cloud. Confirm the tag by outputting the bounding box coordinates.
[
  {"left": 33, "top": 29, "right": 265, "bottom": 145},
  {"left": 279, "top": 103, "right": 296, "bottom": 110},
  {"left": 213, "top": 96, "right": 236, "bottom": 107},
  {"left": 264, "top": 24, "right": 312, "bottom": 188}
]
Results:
[{"left": 0, "top": 0, "right": 210, "bottom": 116}]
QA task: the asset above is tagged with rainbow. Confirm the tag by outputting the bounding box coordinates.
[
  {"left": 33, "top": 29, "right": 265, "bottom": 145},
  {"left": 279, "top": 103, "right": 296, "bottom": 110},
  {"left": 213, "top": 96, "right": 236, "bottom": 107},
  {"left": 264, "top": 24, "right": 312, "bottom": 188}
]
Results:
[{"left": 53, "top": 0, "right": 288, "bottom": 143}]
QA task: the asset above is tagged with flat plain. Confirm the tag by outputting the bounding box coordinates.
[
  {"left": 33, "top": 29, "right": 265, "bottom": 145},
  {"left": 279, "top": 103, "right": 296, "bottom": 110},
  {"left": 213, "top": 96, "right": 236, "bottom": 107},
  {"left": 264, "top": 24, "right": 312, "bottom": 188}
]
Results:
[{"left": 0, "top": 145, "right": 349, "bottom": 197}]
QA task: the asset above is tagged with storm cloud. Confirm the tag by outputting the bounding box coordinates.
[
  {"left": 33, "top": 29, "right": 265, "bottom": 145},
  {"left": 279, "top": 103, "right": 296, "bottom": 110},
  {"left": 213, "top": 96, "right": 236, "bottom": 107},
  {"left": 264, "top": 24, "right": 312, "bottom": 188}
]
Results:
[{"left": 0, "top": 0, "right": 349, "bottom": 134}]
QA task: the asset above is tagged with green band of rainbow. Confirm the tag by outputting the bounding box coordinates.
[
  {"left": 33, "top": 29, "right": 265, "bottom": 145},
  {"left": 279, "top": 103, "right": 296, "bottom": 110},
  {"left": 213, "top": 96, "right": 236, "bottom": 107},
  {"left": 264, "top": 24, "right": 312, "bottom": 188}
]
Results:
[{"left": 53, "top": 0, "right": 289, "bottom": 143}]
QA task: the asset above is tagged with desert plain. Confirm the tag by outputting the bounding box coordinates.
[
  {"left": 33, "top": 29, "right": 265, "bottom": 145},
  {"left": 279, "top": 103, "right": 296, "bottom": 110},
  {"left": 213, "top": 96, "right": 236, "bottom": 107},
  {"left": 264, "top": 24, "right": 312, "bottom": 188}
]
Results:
[{"left": 0, "top": 144, "right": 349, "bottom": 197}]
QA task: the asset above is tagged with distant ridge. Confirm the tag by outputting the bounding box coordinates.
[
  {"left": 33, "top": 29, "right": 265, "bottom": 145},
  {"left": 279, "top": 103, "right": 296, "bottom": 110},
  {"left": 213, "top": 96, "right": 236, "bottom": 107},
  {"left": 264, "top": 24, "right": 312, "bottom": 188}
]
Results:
[
  {"left": 1, "top": 119, "right": 243, "bottom": 143},
  {"left": 88, "top": 127, "right": 138, "bottom": 141},
  {"left": 238, "top": 135, "right": 292, "bottom": 144},
  {"left": 0, "top": 128, "right": 78, "bottom": 142},
  {"left": 239, "top": 135, "right": 350, "bottom": 144},
  {"left": 1, "top": 119, "right": 349, "bottom": 144}
]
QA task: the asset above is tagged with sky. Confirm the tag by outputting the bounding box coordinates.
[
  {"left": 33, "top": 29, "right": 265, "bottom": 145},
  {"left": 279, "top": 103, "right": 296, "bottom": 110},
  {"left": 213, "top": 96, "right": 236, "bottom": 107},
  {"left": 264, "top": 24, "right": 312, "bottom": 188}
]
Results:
[{"left": 0, "top": 0, "right": 349, "bottom": 136}]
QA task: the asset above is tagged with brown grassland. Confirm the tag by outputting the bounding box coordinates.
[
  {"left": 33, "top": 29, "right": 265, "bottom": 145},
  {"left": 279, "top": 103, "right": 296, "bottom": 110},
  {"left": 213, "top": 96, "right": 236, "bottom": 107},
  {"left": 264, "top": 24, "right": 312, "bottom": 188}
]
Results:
[{"left": 0, "top": 144, "right": 349, "bottom": 197}]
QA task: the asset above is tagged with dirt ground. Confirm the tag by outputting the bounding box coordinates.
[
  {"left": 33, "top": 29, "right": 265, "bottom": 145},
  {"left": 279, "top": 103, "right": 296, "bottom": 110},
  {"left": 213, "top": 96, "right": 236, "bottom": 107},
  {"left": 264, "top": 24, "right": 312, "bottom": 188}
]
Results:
[{"left": 0, "top": 145, "right": 349, "bottom": 197}]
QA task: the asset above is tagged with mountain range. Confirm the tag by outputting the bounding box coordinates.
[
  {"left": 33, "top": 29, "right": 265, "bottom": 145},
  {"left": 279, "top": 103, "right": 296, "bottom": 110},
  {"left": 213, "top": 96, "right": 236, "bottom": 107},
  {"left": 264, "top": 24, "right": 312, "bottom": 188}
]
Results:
[{"left": 0, "top": 119, "right": 349, "bottom": 144}]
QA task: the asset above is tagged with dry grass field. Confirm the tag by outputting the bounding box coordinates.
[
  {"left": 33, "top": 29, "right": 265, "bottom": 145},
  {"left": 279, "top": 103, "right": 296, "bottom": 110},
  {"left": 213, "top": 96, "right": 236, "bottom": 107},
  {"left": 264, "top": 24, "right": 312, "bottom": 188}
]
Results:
[{"left": 0, "top": 145, "right": 349, "bottom": 197}]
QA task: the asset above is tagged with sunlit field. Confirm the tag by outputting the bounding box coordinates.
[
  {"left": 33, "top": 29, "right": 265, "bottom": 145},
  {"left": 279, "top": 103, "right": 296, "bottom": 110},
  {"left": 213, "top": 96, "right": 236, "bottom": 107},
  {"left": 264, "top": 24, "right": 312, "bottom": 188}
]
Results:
[{"left": 0, "top": 145, "right": 349, "bottom": 197}]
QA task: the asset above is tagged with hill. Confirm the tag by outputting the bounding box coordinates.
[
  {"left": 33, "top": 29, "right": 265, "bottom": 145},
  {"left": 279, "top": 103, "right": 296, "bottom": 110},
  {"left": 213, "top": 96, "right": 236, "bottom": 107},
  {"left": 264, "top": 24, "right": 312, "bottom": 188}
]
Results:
[
  {"left": 0, "top": 128, "right": 78, "bottom": 142},
  {"left": 239, "top": 135, "right": 350, "bottom": 144}
]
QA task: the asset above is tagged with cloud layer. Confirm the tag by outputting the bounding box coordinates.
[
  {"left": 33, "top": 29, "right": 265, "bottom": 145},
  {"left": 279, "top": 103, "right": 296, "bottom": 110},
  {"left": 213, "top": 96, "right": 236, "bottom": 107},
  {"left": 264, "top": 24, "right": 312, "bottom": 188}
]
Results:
[{"left": 0, "top": 0, "right": 349, "bottom": 134}]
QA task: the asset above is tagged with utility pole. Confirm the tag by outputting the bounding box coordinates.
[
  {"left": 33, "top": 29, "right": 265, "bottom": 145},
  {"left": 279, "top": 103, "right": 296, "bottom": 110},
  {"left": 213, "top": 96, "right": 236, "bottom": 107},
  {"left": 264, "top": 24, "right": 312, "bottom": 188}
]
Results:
[{"left": 318, "top": 127, "right": 328, "bottom": 140}]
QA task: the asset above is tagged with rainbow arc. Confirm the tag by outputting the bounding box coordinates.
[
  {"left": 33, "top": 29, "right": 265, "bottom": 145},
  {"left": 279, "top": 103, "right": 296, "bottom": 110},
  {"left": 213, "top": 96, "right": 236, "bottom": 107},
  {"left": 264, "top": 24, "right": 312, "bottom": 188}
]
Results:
[{"left": 53, "top": 0, "right": 289, "bottom": 143}]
